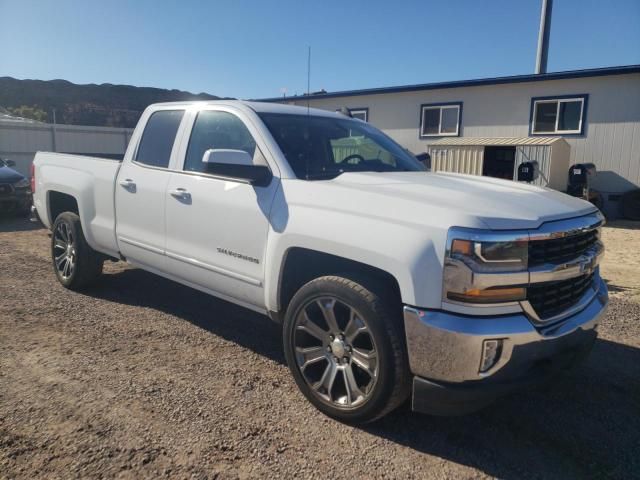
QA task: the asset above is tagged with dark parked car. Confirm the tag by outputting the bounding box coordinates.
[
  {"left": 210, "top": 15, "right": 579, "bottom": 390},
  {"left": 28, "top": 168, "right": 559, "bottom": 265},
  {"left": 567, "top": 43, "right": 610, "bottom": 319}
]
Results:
[{"left": 0, "top": 158, "right": 32, "bottom": 216}]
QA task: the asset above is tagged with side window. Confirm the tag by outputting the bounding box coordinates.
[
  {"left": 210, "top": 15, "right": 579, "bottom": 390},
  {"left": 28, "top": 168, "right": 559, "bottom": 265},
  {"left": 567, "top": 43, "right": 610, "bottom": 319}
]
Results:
[
  {"left": 135, "top": 110, "right": 185, "bottom": 168},
  {"left": 184, "top": 110, "right": 260, "bottom": 173}
]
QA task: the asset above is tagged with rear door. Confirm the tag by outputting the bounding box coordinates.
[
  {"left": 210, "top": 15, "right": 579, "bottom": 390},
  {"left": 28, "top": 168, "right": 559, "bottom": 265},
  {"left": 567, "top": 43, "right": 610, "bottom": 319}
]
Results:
[
  {"left": 115, "top": 108, "right": 186, "bottom": 271},
  {"left": 164, "top": 107, "right": 280, "bottom": 309}
]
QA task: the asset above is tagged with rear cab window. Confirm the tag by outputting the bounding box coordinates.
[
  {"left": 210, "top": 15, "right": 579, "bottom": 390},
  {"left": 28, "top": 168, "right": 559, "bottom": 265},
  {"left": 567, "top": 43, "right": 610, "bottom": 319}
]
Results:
[{"left": 135, "top": 110, "right": 185, "bottom": 168}]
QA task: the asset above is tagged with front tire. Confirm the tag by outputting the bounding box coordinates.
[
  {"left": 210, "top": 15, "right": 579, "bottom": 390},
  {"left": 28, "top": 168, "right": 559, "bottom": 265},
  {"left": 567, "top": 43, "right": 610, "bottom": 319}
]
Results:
[
  {"left": 51, "top": 212, "right": 103, "bottom": 290},
  {"left": 283, "top": 275, "right": 410, "bottom": 424}
]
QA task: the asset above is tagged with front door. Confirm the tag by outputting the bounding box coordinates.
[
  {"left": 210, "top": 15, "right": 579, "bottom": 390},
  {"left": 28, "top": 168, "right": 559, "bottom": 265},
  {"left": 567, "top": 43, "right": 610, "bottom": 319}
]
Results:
[
  {"left": 115, "top": 109, "right": 185, "bottom": 270},
  {"left": 164, "top": 108, "right": 279, "bottom": 308}
]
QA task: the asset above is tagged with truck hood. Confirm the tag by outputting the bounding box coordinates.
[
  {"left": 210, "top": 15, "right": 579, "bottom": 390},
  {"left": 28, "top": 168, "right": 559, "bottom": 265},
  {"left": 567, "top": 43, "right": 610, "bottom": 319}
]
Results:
[{"left": 309, "top": 171, "right": 597, "bottom": 230}]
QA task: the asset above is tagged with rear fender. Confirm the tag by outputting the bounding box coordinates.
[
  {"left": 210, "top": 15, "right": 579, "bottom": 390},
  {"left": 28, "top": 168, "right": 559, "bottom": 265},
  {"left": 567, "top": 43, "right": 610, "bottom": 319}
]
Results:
[{"left": 39, "top": 163, "right": 118, "bottom": 256}]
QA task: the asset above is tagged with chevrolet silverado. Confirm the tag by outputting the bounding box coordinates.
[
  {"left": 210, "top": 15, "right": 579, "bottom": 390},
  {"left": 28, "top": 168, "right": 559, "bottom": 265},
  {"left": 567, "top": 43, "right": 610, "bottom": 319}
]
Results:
[{"left": 32, "top": 101, "right": 608, "bottom": 423}]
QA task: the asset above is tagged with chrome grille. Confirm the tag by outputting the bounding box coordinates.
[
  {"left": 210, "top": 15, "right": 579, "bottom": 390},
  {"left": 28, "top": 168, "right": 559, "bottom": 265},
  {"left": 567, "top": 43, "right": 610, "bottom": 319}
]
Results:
[
  {"left": 527, "top": 273, "right": 595, "bottom": 320},
  {"left": 528, "top": 229, "right": 599, "bottom": 267}
]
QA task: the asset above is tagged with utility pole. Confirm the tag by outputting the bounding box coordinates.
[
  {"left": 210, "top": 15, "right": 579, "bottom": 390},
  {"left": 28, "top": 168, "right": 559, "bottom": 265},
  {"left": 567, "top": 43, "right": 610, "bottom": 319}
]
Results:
[{"left": 535, "top": 0, "right": 553, "bottom": 74}]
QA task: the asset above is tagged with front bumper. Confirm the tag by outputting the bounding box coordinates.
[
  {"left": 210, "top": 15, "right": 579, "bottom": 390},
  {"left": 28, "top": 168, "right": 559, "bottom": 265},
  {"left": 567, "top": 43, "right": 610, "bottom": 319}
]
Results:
[{"left": 404, "top": 275, "right": 608, "bottom": 415}]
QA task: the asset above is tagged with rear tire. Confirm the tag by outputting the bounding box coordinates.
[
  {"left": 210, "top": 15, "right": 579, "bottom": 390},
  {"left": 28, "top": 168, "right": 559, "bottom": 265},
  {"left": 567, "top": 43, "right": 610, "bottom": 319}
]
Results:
[
  {"left": 283, "top": 275, "right": 410, "bottom": 424},
  {"left": 51, "top": 212, "right": 103, "bottom": 290}
]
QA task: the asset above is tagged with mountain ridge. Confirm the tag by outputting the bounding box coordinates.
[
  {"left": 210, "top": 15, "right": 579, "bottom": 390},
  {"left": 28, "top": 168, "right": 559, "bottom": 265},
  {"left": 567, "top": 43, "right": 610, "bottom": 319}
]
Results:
[{"left": 0, "top": 76, "right": 225, "bottom": 128}]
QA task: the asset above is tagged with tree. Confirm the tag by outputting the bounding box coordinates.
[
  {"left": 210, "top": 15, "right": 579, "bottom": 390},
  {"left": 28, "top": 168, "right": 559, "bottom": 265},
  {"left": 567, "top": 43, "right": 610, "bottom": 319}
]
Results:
[{"left": 7, "top": 105, "right": 48, "bottom": 122}]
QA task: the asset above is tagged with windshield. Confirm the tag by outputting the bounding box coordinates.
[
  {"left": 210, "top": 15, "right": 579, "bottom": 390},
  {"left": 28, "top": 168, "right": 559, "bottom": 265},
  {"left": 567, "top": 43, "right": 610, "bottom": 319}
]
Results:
[{"left": 258, "top": 113, "right": 424, "bottom": 179}]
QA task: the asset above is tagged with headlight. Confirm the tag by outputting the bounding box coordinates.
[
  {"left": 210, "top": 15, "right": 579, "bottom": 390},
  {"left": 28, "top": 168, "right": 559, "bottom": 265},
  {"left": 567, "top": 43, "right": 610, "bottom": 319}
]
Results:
[
  {"left": 14, "top": 178, "right": 30, "bottom": 189},
  {"left": 450, "top": 238, "right": 527, "bottom": 270},
  {"left": 444, "top": 230, "right": 528, "bottom": 304}
]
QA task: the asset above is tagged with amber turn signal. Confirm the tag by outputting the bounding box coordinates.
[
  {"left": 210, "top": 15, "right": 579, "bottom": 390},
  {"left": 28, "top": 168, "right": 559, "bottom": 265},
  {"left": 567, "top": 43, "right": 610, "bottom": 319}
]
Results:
[
  {"left": 447, "top": 286, "right": 526, "bottom": 304},
  {"left": 451, "top": 239, "right": 473, "bottom": 256}
]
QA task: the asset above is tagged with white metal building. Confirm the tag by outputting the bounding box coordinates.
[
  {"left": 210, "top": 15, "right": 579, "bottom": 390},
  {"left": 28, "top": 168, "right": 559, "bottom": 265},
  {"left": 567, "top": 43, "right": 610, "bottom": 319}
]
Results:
[{"left": 267, "top": 65, "right": 640, "bottom": 217}]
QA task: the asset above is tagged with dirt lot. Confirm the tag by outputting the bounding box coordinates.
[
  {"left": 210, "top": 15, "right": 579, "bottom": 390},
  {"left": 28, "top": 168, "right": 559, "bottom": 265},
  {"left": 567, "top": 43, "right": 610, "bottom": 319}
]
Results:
[{"left": 1, "top": 217, "right": 639, "bottom": 479}]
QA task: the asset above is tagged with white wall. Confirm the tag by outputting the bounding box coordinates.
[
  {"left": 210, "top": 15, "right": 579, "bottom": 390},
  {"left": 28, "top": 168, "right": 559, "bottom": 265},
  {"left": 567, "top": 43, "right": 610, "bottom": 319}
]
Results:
[
  {"left": 0, "top": 121, "right": 134, "bottom": 176},
  {"left": 290, "top": 72, "right": 640, "bottom": 194}
]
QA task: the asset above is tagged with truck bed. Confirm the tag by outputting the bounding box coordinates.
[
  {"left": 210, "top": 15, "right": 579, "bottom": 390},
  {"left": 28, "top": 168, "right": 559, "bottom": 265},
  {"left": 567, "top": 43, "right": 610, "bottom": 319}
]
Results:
[{"left": 33, "top": 152, "right": 122, "bottom": 258}]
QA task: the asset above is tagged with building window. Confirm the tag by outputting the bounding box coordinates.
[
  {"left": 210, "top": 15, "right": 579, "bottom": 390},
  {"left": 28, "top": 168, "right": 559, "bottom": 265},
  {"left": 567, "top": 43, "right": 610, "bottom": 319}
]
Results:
[
  {"left": 349, "top": 108, "right": 368, "bottom": 122},
  {"left": 420, "top": 103, "right": 461, "bottom": 137},
  {"left": 530, "top": 95, "right": 587, "bottom": 135}
]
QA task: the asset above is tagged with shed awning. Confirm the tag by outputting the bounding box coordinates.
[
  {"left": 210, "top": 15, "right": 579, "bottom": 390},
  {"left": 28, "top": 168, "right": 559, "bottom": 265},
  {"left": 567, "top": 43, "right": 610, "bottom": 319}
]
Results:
[{"left": 427, "top": 137, "right": 566, "bottom": 146}]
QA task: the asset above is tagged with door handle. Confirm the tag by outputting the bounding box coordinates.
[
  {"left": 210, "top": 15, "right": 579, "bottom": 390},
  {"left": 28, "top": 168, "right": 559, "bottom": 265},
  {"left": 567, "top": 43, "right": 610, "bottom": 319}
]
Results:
[
  {"left": 119, "top": 178, "right": 136, "bottom": 189},
  {"left": 169, "top": 188, "right": 191, "bottom": 200}
]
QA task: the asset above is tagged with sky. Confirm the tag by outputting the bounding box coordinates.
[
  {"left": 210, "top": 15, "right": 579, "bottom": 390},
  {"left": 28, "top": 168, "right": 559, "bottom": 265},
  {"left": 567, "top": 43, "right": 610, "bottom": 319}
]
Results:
[{"left": 1, "top": 0, "right": 639, "bottom": 99}]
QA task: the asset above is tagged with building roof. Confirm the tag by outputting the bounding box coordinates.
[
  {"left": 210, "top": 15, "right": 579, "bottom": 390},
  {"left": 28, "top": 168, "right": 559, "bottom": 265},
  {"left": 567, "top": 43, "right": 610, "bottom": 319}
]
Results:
[
  {"left": 426, "top": 137, "right": 567, "bottom": 146},
  {"left": 258, "top": 64, "right": 640, "bottom": 102}
]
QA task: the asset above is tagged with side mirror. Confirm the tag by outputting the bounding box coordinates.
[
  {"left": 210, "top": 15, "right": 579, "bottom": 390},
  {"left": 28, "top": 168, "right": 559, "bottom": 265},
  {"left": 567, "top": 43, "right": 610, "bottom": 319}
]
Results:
[
  {"left": 202, "top": 149, "right": 272, "bottom": 186},
  {"left": 5, "top": 160, "right": 16, "bottom": 167}
]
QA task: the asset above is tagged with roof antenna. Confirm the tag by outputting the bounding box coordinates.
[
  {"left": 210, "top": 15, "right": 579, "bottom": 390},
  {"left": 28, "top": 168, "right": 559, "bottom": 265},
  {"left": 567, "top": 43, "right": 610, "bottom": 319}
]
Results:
[
  {"left": 307, "top": 46, "right": 311, "bottom": 113},
  {"left": 304, "top": 46, "right": 312, "bottom": 179}
]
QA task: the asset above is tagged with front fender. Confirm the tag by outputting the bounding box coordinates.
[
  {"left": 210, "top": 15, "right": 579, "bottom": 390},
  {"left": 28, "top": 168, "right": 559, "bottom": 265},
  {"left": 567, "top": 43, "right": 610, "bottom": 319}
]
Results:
[{"left": 263, "top": 204, "right": 445, "bottom": 312}]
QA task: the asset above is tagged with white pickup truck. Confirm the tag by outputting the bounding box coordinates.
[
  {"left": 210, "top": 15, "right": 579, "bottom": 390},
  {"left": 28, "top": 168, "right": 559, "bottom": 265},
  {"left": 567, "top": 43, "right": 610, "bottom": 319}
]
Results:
[{"left": 32, "top": 101, "right": 608, "bottom": 423}]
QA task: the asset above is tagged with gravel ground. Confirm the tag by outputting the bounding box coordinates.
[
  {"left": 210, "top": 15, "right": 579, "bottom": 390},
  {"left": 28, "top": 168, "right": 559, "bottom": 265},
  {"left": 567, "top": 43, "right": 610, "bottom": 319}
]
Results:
[
  {"left": 1, "top": 216, "right": 639, "bottom": 479},
  {"left": 600, "top": 221, "right": 640, "bottom": 304}
]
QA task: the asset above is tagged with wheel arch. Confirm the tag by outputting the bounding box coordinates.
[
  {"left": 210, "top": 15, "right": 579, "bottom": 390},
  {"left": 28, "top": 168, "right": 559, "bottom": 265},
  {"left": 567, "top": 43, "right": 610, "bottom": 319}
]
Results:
[
  {"left": 46, "top": 189, "right": 100, "bottom": 254},
  {"left": 271, "top": 247, "right": 403, "bottom": 322},
  {"left": 48, "top": 190, "right": 79, "bottom": 224}
]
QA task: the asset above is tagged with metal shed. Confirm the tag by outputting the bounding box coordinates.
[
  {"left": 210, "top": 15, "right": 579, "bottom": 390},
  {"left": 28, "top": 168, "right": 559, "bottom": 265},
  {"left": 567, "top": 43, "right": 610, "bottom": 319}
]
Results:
[{"left": 426, "top": 137, "right": 570, "bottom": 191}]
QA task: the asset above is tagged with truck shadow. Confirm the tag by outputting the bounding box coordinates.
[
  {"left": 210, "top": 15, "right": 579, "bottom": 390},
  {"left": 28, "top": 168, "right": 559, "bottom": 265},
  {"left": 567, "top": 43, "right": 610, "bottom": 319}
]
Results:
[
  {"left": 88, "top": 267, "right": 639, "bottom": 479},
  {"left": 92, "top": 267, "right": 286, "bottom": 364},
  {"left": 364, "top": 337, "right": 640, "bottom": 478}
]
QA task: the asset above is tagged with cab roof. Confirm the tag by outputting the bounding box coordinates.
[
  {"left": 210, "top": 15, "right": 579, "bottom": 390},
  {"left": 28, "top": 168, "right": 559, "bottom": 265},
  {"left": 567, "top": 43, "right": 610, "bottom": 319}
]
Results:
[{"left": 148, "top": 100, "right": 340, "bottom": 118}]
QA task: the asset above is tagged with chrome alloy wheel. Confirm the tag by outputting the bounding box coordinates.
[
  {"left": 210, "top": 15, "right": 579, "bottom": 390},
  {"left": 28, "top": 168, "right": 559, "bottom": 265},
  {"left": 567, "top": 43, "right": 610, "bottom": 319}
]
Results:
[
  {"left": 53, "top": 221, "right": 76, "bottom": 280},
  {"left": 293, "top": 297, "right": 379, "bottom": 408}
]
